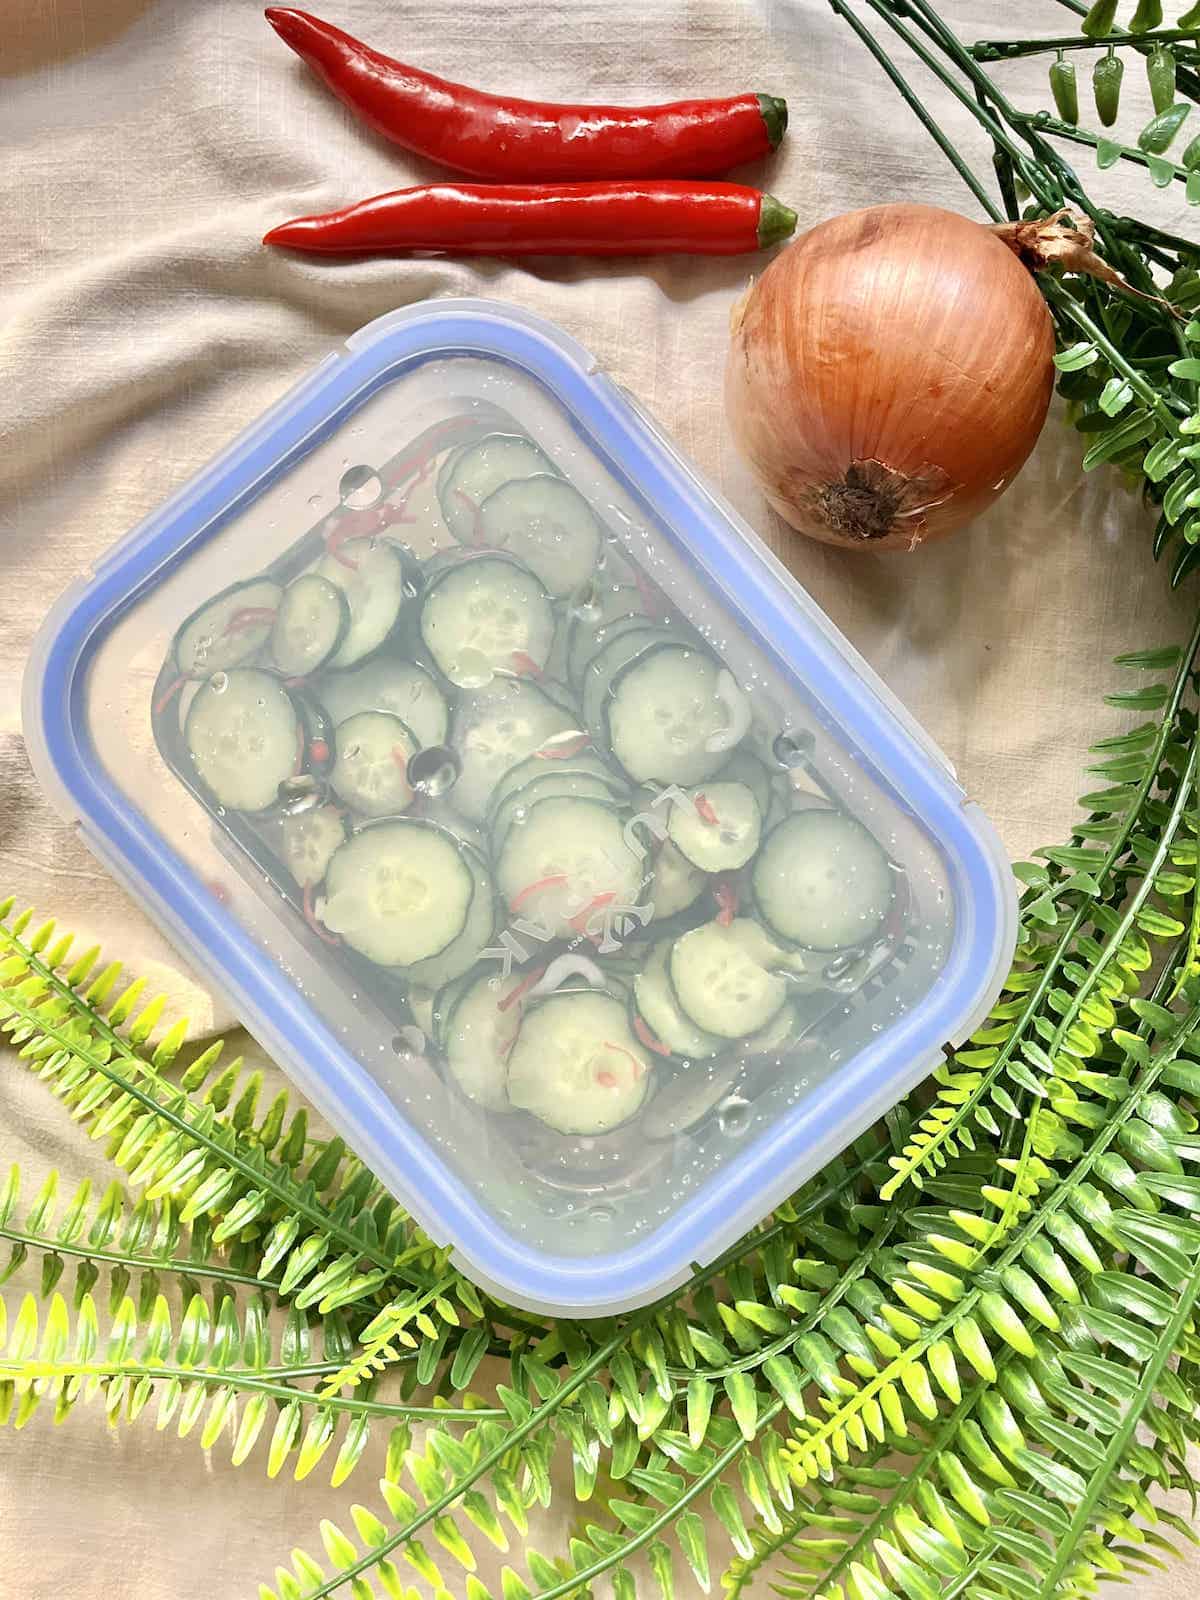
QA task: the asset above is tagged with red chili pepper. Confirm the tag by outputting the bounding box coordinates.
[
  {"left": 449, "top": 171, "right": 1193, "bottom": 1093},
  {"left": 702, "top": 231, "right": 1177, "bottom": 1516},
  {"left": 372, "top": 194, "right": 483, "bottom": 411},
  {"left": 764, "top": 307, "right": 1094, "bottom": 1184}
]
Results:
[
  {"left": 309, "top": 737, "right": 330, "bottom": 765},
  {"left": 510, "top": 873, "right": 570, "bottom": 913},
  {"left": 599, "top": 1040, "right": 647, "bottom": 1080},
  {"left": 153, "top": 675, "right": 187, "bottom": 718},
  {"left": 509, "top": 651, "right": 544, "bottom": 679},
  {"left": 265, "top": 8, "right": 787, "bottom": 181},
  {"left": 694, "top": 792, "right": 720, "bottom": 827},
  {"left": 714, "top": 878, "right": 738, "bottom": 926},
  {"left": 223, "top": 606, "right": 278, "bottom": 635},
  {"left": 497, "top": 966, "right": 547, "bottom": 1013},
  {"left": 264, "top": 181, "right": 796, "bottom": 258},
  {"left": 535, "top": 733, "right": 591, "bottom": 761},
  {"left": 633, "top": 1015, "right": 671, "bottom": 1057},
  {"left": 568, "top": 890, "right": 615, "bottom": 938}
]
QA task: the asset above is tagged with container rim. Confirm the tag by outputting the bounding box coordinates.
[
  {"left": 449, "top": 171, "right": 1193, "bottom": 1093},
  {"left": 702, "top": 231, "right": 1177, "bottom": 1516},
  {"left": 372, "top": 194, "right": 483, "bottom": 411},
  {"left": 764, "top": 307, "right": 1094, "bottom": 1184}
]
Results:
[{"left": 22, "top": 297, "right": 1018, "bottom": 1317}]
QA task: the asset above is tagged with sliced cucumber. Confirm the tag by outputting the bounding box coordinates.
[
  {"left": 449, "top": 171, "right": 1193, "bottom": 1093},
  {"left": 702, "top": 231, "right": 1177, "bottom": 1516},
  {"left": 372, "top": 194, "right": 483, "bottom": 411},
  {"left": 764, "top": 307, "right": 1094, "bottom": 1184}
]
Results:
[
  {"left": 330, "top": 711, "right": 418, "bottom": 818},
  {"left": 320, "top": 820, "right": 474, "bottom": 966},
  {"left": 633, "top": 939, "right": 723, "bottom": 1060},
  {"left": 404, "top": 841, "right": 498, "bottom": 989},
  {"left": 506, "top": 990, "right": 651, "bottom": 1135},
  {"left": 314, "top": 657, "right": 449, "bottom": 748},
  {"left": 649, "top": 839, "right": 708, "bottom": 922},
  {"left": 438, "top": 434, "right": 554, "bottom": 542},
  {"left": 173, "top": 578, "right": 283, "bottom": 678},
  {"left": 487, "top": 750, "right": 621, "bottom": 819},
  {"left": 450, "top": 677, "right": 580, "bottom": 822},
  {"left": 441, "top": 969, "right": 523, "bottom": 1111},
  {"left": 607, "top": 643, "right": 732, "bottom": 787},
  {"left": 752, "top": 810, "right": 894, "bottom": 952},
  {"left": 667, "top": 783, "right": 762, "bottom": 873},
  {"left": 668, "top": 919, "right": 788, "bottom": 1040},
  {"left": 477, "top": 475, "right": 603, "bottom": 598},
  {"left": 566, "top": 586, "right": 643, "bottom": 686},
  {"left": 317, "top": 540, "right": 408, "bottom": 669},
  {"left": 582, "top": 625, "right": 677, "bottom": 737},
  {"left": 491, "top": 772, "right": 624, "bottom": 857},
  {"left": 496, "top": 795, "right": 646, "bottom": 941},
  {"left": 184, "top": 668, "right": 299, "bottom": 813},
  {"left": 420, "top": 554, "right": 556, "bottom": 685},
  {"left": 280, "top": 805, "right": 347, "bottom": 888},
  {"left": 270, "top": 574, "right": 349, "bottom": 677}
]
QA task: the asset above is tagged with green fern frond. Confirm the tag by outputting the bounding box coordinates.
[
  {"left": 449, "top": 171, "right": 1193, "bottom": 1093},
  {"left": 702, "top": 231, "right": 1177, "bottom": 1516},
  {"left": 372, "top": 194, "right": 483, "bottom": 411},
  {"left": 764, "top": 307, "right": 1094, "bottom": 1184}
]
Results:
[{"left": 0, "top": 916, "right": 442, "bottom": 1307}]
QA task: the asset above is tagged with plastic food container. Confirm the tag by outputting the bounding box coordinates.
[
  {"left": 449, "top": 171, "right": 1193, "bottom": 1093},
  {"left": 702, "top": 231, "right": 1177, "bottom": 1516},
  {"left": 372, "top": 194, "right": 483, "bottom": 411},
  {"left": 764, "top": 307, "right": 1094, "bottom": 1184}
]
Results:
[{"left": 24, "top": 299, "right": 1016, "bottom": 1317}]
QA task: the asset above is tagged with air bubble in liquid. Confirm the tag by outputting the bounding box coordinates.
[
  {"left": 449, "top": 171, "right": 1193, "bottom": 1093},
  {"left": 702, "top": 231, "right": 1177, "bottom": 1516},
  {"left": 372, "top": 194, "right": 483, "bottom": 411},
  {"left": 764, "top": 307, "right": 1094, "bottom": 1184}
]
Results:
[
  {"left": 209, "top": 672, "right": 229, "bottom": 695},
  {"left": 716, "top": 1095, "right": 751, "bottom": 1137},
  {"left": 773, "top": 729, "right": 815, "bottom": 769},
  {"left": 408, "top": 744, "right": 461, "bottom": 798},
  {"left": 339, "top": 465, "right": 382, "bottom": 509}
]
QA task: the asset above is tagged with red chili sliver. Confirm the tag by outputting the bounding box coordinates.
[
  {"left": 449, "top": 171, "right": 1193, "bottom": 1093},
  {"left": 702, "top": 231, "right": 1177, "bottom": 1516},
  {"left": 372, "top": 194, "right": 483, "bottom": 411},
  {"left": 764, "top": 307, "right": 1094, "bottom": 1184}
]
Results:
[
  {"left": 633, "top": 1015, "right": 672, "bottom": 1058},
  {"left": 694, "top": 792, "right": 720, "bottom": 826},
  {"left": 714, "top": 879, "right": 738, "bottom": 926},
  {"left": 263, "top": 181, "right": 796, "bottom": 258},
  {"left": 265, "top": 8, "right": 787, "bottom": 182}
]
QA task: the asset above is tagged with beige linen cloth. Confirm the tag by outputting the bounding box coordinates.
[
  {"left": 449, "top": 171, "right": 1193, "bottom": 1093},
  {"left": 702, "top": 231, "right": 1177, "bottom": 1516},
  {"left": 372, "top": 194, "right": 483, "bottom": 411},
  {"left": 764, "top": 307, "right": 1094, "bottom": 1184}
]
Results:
[{"left": 3, "top": 1, "right": 1199, "bottom": 1595}]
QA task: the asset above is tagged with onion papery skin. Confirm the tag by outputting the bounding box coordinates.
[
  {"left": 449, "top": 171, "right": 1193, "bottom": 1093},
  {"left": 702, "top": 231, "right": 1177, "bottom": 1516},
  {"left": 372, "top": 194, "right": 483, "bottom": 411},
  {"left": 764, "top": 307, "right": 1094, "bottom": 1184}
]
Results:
[{"left": 724, "top": 202, "right": 1055, "bottom": 551}]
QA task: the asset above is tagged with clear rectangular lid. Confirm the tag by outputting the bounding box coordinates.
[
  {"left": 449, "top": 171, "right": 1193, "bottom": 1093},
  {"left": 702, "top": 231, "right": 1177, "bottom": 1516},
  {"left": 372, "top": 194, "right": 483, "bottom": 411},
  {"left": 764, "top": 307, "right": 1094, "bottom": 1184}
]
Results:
[{"left": 24, "top": 299, "right": 1015, "bottom": 1315}]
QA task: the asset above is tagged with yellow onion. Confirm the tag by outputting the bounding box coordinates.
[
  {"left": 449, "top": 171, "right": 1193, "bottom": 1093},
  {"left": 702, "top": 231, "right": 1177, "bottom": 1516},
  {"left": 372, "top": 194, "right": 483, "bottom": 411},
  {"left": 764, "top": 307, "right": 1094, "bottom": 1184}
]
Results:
[{"left": 724, "top": 202, "right": 1055, "bottom": 551}]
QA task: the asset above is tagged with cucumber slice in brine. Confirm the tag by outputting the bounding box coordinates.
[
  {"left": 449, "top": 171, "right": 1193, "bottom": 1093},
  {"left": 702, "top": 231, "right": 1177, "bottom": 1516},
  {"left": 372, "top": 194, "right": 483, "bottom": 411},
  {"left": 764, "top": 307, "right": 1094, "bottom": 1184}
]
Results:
[
  {"left": 184, "top": 667, "right": 299, "bottom": 813},
  {"left": 174, "top": 578, "right": 283, "bottom": 677},
  {"left": 280, "top": 805, "right": 347, "bottom": 888},
  {"left": 313, "top": 657, "right": 450, "bottom": 748},
  {"left": 320, "top": 820, "right": 475, "bottom": 967},
  {"left": 438, "top": 434, "right": 554, "bottom": 542},
  {"left": 270, "top": 574, "right": 349, "bottom": 677},
  {"left": 420, "top": 554, "right": 556, "bottom": 686},
  {"left": 330, "top": 711, "right": 419, "bottom": 818},
  {"left": 667, "top": 782, "right": 762, "bottom": 873},
  {"left": 506, "top": 990, "right": 651, "bottom": 1135},
  {"left": 477, "top": 475, "right": 603, "bottom": 598},
  {"left": 317, "top": 539, "right": 409, "bottom": 669},
  {"left": 753, "top": 810, "right": 894, "bottom": 952}
]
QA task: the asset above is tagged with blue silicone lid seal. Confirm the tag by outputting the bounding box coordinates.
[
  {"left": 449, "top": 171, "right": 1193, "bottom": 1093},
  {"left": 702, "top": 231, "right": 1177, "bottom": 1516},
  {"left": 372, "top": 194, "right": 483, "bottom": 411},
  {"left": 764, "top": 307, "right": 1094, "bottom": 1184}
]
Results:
[{"left": 23, "top": 298, "right": 1016, "bottom": 1317}]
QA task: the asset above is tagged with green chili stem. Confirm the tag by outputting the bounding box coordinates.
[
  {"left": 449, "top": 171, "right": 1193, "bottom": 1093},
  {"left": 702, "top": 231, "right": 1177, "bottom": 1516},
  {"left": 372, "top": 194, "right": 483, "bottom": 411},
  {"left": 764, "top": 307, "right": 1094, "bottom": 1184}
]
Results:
[
  {"left": 1013, "top": 109, "right": 1194, "bottom": 186},
  {"left": 973, "top": 30, "right": 1200, "bottom": 61}
]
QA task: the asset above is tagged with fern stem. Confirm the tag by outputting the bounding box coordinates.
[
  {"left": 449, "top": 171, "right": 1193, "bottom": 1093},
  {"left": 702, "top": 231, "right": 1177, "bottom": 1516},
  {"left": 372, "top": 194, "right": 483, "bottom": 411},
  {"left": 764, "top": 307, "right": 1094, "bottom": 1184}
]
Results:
[
  {"left": 884, "top": 612, "right": 1200, "bottom": 1198},
  {"left": 0, "top": 949, "right": 422, "bottom": 1290},
  {"left": 0, "top": 1358, "right": 501, "bottom": 1421},
  {"left": 1034, "top": 1254, "right": 1200, "bottom": 1595},
  {"left": 663, "top": 1215, "right": 897, "bottom": 1381},
  {"left": 296, "top": 1314, "right": 659, "bottom": 1599},
  {"left": 519, "top": 1407, "right": 783, "bottom": 1600},
  {"left": 789, "top": 993, "right": 1200, "bottom": 1476},
  {"left": 0, "top": 1220, "right": 275, "bottom": 1292}
]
